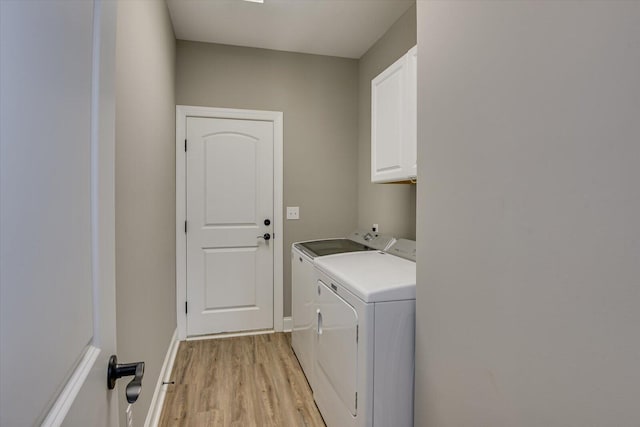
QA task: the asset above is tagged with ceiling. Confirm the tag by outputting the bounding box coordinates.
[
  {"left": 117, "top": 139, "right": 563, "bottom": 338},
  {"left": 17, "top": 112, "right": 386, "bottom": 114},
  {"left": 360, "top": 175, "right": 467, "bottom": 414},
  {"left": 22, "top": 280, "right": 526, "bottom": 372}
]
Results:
[{"left": 166, "top": 0, "right": 414, "bottom": 59}]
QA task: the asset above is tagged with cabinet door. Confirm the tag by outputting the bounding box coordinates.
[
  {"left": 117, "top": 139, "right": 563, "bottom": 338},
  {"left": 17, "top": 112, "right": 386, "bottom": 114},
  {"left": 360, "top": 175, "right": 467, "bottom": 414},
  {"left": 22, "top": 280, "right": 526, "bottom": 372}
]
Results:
[
  {"left": 371, "top": 54, "right": 408, "bottom": 183},
  {"left": 404, "top": 45, "right": 418, "bottom": 179}
]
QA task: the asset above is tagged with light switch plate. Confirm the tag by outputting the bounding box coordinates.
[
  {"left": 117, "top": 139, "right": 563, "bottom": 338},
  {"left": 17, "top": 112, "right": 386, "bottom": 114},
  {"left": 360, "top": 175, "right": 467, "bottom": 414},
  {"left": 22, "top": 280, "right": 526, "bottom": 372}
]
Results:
[{"left": 287, "top": 206, "right": 300, "bottom": 220}]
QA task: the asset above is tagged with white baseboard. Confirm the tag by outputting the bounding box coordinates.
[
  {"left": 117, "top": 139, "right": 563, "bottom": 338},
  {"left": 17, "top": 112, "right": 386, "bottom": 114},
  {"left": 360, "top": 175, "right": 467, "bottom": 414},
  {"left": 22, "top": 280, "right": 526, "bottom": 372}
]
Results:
[
  {"left": 186, "top": 319, "right": 293, "bottom": 342},
  {"left": 144, "top": 329, "right": 179, "bottom": 427},
  {"left": 186, "top": 329, "right": 274, "bottom": 341},
  {"left": 283, "top": 316, "right": 292, "bottom": 332}
]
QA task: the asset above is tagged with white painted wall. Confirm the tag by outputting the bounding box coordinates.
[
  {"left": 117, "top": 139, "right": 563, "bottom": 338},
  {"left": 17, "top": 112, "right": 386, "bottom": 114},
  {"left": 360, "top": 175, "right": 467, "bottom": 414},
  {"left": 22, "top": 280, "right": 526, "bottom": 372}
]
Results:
[{"left": 415, "top": 1, "right": 640, "bottom": 426}]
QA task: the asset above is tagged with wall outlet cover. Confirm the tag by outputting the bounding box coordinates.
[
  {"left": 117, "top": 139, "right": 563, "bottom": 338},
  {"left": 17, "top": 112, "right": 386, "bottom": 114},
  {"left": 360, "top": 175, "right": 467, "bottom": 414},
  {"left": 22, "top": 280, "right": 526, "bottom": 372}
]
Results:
[{"left": 287, "top": 206, "right": 300, "bottom": 220}]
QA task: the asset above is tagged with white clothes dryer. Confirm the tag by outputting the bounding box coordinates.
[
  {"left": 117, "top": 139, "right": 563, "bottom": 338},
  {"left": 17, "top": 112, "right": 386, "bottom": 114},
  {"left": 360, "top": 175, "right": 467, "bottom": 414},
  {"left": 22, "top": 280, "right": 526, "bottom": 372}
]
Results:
[
  {"left": 291, "top": 230, "right": 394, "bottom": 390},
  {"left": 313, "top": 239, "right": 416, "bottom": 427}
]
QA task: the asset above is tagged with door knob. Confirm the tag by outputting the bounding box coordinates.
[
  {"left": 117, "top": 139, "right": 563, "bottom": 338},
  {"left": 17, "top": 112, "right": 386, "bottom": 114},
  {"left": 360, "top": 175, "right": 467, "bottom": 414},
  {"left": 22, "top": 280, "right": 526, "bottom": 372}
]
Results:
[
  {"left": 264, "top": 219, "right": 271, "bottom": 226},
  {"left": 257, "top": 233, "right": 271, "bottom": 241},
  {"left": 107, "top": 355, "right": 145, "bottom": 403}
]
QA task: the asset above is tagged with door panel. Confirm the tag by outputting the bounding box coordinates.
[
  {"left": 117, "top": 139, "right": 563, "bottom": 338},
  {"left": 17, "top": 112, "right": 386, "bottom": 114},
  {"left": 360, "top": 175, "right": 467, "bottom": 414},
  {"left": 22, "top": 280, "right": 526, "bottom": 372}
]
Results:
[
  {"left": 187, "top": 117, "right": 274, "bottom": 336},
  {"left": 371, "top": 55, "right": 406, "bottom": 181},
  {"left": 0, "top": 0, "right": 118, "bottom": 425},
  {"left": 1, "top": 7, "right": 94, "bottom": 423},
  {"left": 204, "top": 247, "right": 257, "bottom": 309},
  {"left": 204, "top": 133, "right": 258, "bottom": 225}
]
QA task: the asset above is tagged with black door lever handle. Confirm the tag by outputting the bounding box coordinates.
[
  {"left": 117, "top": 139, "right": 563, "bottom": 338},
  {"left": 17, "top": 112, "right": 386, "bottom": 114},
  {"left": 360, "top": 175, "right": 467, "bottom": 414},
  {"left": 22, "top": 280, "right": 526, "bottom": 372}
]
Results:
[{"left": 107, "top": 355, "right": 145, "bottom": 403}]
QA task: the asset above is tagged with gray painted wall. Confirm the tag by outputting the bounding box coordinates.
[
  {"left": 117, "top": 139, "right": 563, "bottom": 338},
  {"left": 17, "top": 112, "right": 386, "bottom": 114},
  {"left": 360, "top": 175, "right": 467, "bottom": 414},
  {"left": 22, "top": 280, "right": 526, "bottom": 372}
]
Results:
[
  {"left": 415, "top": 1, "right": 640, "bottom": 426},
  {"left": 115, "top": 1, "right": 176, "bottom": 425},
  {"left": 358, "top": 4, "right": 416, "bottom": 239},
  {"left": 176, "top": 41, "right": 359, "bottom": 317}
]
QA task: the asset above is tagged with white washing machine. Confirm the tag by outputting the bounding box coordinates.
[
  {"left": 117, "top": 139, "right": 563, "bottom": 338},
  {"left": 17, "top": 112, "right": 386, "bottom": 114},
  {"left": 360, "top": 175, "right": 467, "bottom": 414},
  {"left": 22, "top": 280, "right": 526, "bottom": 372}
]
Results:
[
  {"left": 291, "top": 230, "right": 394, "bottom": 390},
  {"left": 313, "top": 239, "right": 416, "bottom": 427}
]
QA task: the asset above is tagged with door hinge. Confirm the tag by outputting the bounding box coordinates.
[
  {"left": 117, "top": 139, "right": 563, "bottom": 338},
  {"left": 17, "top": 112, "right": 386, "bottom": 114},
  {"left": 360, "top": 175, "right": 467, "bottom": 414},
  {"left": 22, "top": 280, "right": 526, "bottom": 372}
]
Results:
[
  {"left": 184, "top": 139, "right": 187, "bottom": 152},
  {"left": 184, "top": 221, "right": 187, "bottom": 233},
  {"left": 355, "top": 392, "right": 358, "bottom": 410},
  {"left": 185, "top": 301, "right": 188, "bottom": 314}
]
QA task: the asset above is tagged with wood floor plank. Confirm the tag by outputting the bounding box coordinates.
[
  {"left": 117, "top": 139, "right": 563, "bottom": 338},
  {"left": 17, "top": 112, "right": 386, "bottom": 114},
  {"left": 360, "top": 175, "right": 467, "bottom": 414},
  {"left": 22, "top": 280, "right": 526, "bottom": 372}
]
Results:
[{"left": 159, "top": 333, "right": 325, "bottom": 427}]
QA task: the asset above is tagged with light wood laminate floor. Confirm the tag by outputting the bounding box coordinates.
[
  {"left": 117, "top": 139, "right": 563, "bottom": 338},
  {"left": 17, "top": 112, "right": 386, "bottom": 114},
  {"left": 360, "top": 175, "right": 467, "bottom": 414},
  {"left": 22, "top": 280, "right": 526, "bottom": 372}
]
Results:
[{"left": 159, "top": 332, "right": 325, "bottom": 427}]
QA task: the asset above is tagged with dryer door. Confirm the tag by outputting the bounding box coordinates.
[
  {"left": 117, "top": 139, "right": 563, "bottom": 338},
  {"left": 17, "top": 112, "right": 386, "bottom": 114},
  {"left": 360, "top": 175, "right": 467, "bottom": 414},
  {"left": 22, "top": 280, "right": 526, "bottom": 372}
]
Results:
[{"left": 315, "top": 279, "right": 358, "bottom": 417}]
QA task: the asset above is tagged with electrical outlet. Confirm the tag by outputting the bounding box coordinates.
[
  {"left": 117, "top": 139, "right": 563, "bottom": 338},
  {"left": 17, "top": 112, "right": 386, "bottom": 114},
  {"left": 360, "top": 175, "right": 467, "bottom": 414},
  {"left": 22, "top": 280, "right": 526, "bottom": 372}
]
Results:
[
  {"left": 287, "top": 206, "right": 300, "bottom": 220},
  {"left": 372, "top": 223, "right": 379, "bottom": 232}
]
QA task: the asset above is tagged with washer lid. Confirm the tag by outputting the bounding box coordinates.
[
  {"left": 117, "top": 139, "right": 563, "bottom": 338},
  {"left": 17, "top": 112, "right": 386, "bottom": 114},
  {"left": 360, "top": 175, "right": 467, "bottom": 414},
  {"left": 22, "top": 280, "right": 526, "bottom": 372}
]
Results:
[
  {"left": 294, "top": 239, "right": 372, "bottom": 258},
  {"left": 315, "top": 251, "right": 416, "bottom": 303}
]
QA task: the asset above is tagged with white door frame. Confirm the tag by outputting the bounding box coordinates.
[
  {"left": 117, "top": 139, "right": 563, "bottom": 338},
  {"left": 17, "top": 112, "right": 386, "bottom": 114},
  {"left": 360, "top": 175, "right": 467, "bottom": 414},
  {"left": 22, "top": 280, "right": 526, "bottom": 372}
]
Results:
[{"left": 176, "top": 105, "right": 284, "bottom": 340}]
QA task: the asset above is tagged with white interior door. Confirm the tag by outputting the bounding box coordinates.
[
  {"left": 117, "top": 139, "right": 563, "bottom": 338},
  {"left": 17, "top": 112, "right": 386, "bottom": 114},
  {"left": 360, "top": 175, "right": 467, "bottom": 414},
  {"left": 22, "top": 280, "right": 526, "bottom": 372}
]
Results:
[
  {"left": 186, "top": 116, "right": 274, "bottom": 336},
  {"left": 1, "top": 1, "right": 118, "bottom": 426}
]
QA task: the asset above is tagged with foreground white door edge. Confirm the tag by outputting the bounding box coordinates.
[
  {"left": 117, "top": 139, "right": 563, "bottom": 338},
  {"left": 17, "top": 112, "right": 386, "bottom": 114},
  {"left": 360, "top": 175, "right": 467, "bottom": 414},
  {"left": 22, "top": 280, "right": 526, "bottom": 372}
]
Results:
[
  {"left": 0, "top": 1, "right": 118, "bottom": 426},
  {"left": 176, "top": 105, "right": 283, "bottom": 340}
]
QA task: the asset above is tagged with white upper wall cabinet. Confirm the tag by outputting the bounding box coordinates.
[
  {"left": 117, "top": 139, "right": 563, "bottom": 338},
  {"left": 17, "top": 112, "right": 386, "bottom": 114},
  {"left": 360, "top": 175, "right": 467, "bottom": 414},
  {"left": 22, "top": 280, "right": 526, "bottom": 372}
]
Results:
[{"left": 371, "top": 45, "right": 417, "bottom": 183}]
